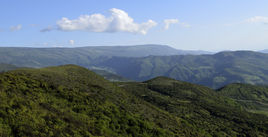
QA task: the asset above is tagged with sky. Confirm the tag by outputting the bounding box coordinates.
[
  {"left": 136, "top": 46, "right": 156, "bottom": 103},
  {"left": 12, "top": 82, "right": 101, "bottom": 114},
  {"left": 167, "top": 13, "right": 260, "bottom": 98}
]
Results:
[{"left": 1, "top": 0, "right": 268, "bottom": 51}]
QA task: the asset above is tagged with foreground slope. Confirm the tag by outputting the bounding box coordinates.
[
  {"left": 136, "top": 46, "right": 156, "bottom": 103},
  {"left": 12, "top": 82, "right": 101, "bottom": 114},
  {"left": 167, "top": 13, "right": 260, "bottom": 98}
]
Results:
[
  {"left": 0, "top": 65, "right": 267, "bottom": 136},
  {"left": 0, "top": 65, "right": 181, "bottom": 137},
  {"left": 119, "top": 77, "right": 268, "bottom": 136}
]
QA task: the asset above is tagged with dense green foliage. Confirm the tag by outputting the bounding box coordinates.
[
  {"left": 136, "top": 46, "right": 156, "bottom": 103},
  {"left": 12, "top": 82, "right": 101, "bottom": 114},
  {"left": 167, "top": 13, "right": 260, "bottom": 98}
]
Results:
[
  {"left": 96, "top": 51, "right": 268, "bottom": 88},
  {"left": 218, "top": 83, "right": 268, "bottom": 115},
  {"left": 119, "top": 77, "right": 268, "bottom": 136},
  {"left": 0, "top": 65, "right": 267, "bottom": 136},
  {"left": 0, "top": 65, "right": 177, "bottom": 136}
]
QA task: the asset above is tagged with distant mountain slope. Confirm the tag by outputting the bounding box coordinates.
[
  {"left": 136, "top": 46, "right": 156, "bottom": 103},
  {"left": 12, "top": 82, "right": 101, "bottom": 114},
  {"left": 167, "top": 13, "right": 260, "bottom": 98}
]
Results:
[
  {"left": 0, "top": 65, "right": 267, "bottom": 136},
  {"left": 217, "top": 83, "right": 268, "bottom": 115},
  {"left": 0, "top": 63, "right": 18, "bottom": 72},
  {"left": 259, "top": 49, "right": 268, "bottom": 53},
  {"left": 0, "top": 45, "right": 211, "bottom": 68},
  {"left": 79, "top": 44, "right": 212, "bottom": 57},
  {"left": 95, "top": 51, "right": 268, "bottom": 88},
  {"left": 91, "top": 69, "right": 131, "bottom": 82}
]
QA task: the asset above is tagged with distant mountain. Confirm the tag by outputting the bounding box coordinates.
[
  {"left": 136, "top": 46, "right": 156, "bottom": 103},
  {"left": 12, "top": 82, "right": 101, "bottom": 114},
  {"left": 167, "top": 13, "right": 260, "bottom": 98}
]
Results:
[
  {"left": 79, "top": 44, "right": 213, "bottom": 57},
  {"left": 95, "top": 51, "right": 268, "bottom": 88},
  {"left": 259, "top": 49, "right": 268, "bottom": 53},
  {"left": 0, "top": 45, "right": 212, "bottom": 68},
  {"left": 0, "top": 65, "right": 267, "bottom": 136}
]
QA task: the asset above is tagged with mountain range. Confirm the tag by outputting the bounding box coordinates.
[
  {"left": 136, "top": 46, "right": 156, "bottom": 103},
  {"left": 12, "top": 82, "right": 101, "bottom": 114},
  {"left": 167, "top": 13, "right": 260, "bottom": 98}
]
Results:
[
  {"left": 95, "top": 50, "right": 268, "bottom": 88},
  {"left": 1, "top": 45, "right": 268, "bottom": 89},
  {"left": 0, "top": 45, "right": 211, "bottom": 68}
]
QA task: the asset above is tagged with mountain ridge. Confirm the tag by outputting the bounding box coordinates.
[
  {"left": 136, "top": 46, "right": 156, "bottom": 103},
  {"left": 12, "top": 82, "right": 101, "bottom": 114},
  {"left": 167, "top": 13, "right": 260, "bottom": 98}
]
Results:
[{"left": 1, "top": 46, "right": 268, "bottom": 88}]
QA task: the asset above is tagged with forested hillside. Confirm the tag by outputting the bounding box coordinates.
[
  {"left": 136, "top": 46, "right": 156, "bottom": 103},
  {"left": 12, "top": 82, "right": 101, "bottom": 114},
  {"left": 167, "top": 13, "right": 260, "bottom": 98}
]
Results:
[
  {"left": 218, "top": 83, "right": 268, "bottom": 115},
  {"left": 0, "top": 65, "right": 267, "bottom": 136}
]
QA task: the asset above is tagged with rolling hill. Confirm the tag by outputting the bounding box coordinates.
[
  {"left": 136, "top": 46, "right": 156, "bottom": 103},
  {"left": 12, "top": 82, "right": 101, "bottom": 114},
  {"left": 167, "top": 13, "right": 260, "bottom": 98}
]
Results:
[{"left": 0, "top": 65, "right": 267, "bottom": 136}]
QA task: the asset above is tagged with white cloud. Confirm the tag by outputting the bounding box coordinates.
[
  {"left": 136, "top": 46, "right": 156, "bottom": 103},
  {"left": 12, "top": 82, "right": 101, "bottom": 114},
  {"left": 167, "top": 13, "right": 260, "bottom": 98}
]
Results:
[
  {"left": 164, "top": 19, "right": 179, "bottom": 30},
  {"left": 246, "top": 16, "right": 268, "bottom": 24},
  {"left": 69, "top": 40, "right": 75, "bottom": 45},
  {"left": 164, "top": 19, "right": 190, "bottom": 30},
  {"left": 55, "top": 8, "right": 157, "bottom": 34},
  {"left": 10, "top": 24, "right": 22, "bottom": 31}
]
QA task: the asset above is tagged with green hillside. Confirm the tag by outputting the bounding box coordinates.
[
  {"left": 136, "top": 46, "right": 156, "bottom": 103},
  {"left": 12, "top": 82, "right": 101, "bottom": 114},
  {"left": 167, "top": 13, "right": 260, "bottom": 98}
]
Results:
[
  {"left": 217, "top": 83, "right": 268, "bottom": 115},
  {"left": 0, "top": 65, "right": 178, "bottom": 137},
  {"left": 0, "top": 65, "right": 267, "bottom": 136},
  {"left": 120, "top": 77, "right": 268, "bottom": 136}
]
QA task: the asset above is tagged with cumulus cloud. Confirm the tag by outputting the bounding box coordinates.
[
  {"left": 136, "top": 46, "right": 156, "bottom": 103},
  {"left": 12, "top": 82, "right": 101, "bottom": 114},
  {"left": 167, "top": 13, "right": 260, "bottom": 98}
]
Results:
[
  {"left": 246, "top": 16, "right": 268, "bottom": 24},
  {"left": 54, "top": 8, "right": 157, "bottom": 34},
  {"left": 164, "top": 19, "right": 190, "bottom": 30},
  {"left": 10, "top": 24, "right": 22, "bottom": 31},
  {"left": 69, "top": 40, "right": 75, "bottom": 45}
]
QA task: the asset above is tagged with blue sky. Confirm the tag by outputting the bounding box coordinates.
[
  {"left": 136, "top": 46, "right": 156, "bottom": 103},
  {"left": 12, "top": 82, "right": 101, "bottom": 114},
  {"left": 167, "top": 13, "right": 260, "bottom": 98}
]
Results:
[{"left": 1, "top": 0, "right": 268, "bottom": 51}]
